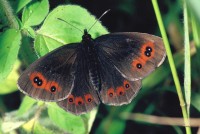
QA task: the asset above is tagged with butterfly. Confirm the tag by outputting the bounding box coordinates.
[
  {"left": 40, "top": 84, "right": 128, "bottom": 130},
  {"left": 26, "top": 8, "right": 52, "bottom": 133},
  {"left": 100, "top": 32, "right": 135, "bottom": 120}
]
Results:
[{"left": 18, "top": 27, "right": 166, "bottom": 115}]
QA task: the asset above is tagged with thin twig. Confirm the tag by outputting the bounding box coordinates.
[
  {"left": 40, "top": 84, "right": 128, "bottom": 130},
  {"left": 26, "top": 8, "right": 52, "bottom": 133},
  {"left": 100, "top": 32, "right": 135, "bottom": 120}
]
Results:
[{"left": 120, "top": 113, "right": 200, "bottom": 127}]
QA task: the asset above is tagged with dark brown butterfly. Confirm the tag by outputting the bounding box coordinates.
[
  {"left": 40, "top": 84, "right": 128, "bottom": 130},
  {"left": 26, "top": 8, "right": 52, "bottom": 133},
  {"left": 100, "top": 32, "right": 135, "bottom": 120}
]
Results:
[{"left": 18, "top": 27, "right": 166, "bottom": 115}]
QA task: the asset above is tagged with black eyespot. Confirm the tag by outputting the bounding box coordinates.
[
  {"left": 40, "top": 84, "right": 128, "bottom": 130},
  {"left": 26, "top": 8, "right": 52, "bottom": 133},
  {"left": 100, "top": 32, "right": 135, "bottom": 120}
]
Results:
[
  {"left": 88, "top": 98, "right": 92, "bottom": 102},
  {"left": 136, "top": 63, "right": 142, "bottom": 69},
  {"left": 119, "top": 91, "right": 123, "bottom": 95},
  {"left": 37, "top": 80, "right": 43, "bottom": 86},
  {"left": 69, "top": 98, "right": 73, "bottom": 102},
  {"left": 145, "top": 51, "right": 151, "bottom": 57},
  {"left": 33, "top": 77, "right": 39, "bottom": 83},
  {"left": 125, "top": 84, "right": 130, "bottom": 88},
  {"left": 78, "top": 101, "right": 82, "bottom": 105},
  {"left": 109, "top": 93, "right": 113, "bottom": 97},
  {"left": 50, "top": 86, "right": 56, "bottom": 92},
  {"left": 146, "top": 46, "right": 152, "bottom": 52}
]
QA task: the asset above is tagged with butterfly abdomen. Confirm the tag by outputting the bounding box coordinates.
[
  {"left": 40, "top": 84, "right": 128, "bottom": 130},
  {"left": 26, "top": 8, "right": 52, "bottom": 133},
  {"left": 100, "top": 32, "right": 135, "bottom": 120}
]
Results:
[
  {"left": 89, "top": 67, "right": 100, "bottom": 89},
  {"left": 87, "top": 47, "right": 101, "bottom": 90}
]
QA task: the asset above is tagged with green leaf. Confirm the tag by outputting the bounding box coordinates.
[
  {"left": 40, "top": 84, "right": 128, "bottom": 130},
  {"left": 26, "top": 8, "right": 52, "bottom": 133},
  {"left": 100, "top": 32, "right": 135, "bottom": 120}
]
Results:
[
  {"left": 19, "top": 36, "right": 38, "bottom": 67},
  {"left": 2, "top": 111, "right": 26, "bottom": 133},
  {"left": 22, "top": 119, "right": 56, "bottom": 134},
  {"left": 31, "top": 121, "right": 55, "bottom": 134},
  {"left": 34, "top": 34, "right": 63, "bottom": 57},
  {"left": 0, "top": 60, "right": 20, "bottom": 94},
  {"left": 191, "top": 92, "right": 200, "bottom": 111},
  {"left": 35, "top": 5, "right": 108, "bottom": 56},
  {"left": 87, "top": 109, "right": 98, "bottom": 132},
  {"left": 0, "top": 117, "right": 3, "bottom": 134},
  {"left": 96, "top": 118, "right": 125, "bottom": 134},
  {"left": 187, "top": 0, "right": 200, "bottom": 22},
  {"left": 48, "top": 103, "right": 86, "bottom": 134},
  {"left": 23, "top": 26, "right": 36, "bottom": 38},
  {"left": 2, "top": 120, "right": 25, "bottom": 133},
  {"left": 0, "top": 29, "right": 21, "bottom": 81},
  {"left": 22, "top": 0, "right": 49, "bottom": 27},
  {"left": 96, "top": 105, "right": 133, "bottom": 134},
  {"left": 15, "top": 0, "right": 31, "bottom": 13},
  {"left": 18, "top": 96, "right": 37, "bottom": 115}
]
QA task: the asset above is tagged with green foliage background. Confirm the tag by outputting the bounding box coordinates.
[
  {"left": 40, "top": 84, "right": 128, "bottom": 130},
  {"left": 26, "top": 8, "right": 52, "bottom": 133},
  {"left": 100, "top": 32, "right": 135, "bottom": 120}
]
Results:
[{"left": 0, "top": 0, "right": 200, "bottom": 134}]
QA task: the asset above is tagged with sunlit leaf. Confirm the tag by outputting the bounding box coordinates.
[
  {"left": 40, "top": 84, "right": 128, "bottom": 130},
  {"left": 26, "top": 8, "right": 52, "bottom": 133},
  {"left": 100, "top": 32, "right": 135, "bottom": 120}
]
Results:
[
  {"left": 15, "top": 0, "right": 31, "bottom": 13},
  {"left": 35, "top": 5, "right": 108, "bottom": 56},
  {"left": 48, "top": 103, "right": 86, "bottom": 134},
  {"left": 22, "top": 0, "right": 49, "bottom": 27},
  {"left": 0, "top": 60, "right": 20, "bottom": 94},
  {"left": 18, "top": 96, "right": 37, "bottom": 115},
  {"left": 0, "top": 29, "right": 21, "bottom": 81}
]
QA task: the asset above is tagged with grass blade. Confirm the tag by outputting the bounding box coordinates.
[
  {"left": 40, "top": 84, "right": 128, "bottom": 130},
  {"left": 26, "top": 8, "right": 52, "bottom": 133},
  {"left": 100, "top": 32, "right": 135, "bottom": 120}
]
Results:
[
  {"left": 183, "top": 0, "right": 191, "bottom": 117},
  {"left": 151, "top": 0, "right": 191, "bottom": 133}
]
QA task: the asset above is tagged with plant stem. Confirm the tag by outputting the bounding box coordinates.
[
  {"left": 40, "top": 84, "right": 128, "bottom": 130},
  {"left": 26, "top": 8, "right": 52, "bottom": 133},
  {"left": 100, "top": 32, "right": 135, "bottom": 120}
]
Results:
[
  {"left": 183, "top": 0, "right": 191, "bottom": 117},
  {"left": 151, "top": 0, "right": 191, "bottom": 134},
  {"left": 0, "top": 0, "right": 18, "bottom": 29}
]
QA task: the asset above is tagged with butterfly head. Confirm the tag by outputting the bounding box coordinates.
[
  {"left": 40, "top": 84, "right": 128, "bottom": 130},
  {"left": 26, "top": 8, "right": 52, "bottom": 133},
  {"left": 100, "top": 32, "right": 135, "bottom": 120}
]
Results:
[{"left": 82, "top": 29, "right": 92, "bottom": 41}]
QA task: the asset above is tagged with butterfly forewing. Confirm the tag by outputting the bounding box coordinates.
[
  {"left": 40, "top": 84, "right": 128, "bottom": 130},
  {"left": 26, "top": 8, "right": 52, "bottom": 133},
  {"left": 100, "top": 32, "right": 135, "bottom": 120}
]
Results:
[
  {"left": 95, "top": 32, "right": 166, "bottom": 81},
  {"left": 18, "top": 44, "right": 79, "bottom": 101}
]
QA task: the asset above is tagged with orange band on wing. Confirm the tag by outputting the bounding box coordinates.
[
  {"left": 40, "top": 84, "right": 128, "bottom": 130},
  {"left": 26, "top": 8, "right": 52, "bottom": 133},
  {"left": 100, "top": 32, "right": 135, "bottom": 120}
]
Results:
[
  {"left": 132, "top": 41, "right": 155, "bottom": 70},
  {"left": 123, "top": 80, "right": 131, "bottom": 90},
  {"left": 107, "top": 88, "right": 115, "bottom": 98},
  {"left": 84, "top": 94, "right": 93, "bottom": 103},
  {"left": 116, "top": 86, "right": 125, "bottom": 96},
  {"left": 45, "top": 81, "right": 61, "bottom": 93},
  {"left": 68, "top": 94, "right": 75, "bottom": 104},
  {"left": 140, "top": 41, "right": 155, "bottom": 61},
  {"left": 75, "top": 97, "right": 84, "bottom": 105},
  {"left": 29, "top": 72, "right": 47, "bottom": 89}
]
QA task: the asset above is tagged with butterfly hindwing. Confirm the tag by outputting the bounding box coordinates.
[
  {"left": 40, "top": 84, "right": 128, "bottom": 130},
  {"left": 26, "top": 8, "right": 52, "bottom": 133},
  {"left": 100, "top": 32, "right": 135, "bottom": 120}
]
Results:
[
  {"left": 98, "top": 52, "right": 142, "bottom": 105},
  {"left": 95, "top": 32, "right": 166, "bottom": 81},
  {"left": 18, "top": 44, "right": 79, "bottom": 101},
  {"left": 57, "top": 47, "right": 100, "bottom": 115}
]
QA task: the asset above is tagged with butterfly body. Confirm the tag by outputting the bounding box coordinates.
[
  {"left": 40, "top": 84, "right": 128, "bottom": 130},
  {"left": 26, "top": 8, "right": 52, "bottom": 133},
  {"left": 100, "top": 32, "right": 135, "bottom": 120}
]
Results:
[
  {"left": 81, "top": 29, "right": 101, "bottom": 91},
  {"left": 18, "top": 30, "right": 166, "bottom": 115}
]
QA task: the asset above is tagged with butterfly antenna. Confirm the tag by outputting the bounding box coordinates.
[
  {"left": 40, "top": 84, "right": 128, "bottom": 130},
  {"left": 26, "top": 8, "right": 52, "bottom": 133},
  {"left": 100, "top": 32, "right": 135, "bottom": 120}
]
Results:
[
  {"left": 88, "top": 9, "right": 110, "bottom": 32},
  {"left": 57, "top": 18, "right": 83, "bottom": 33}
]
